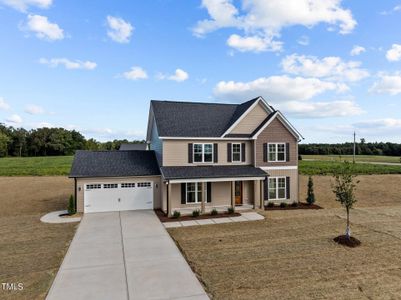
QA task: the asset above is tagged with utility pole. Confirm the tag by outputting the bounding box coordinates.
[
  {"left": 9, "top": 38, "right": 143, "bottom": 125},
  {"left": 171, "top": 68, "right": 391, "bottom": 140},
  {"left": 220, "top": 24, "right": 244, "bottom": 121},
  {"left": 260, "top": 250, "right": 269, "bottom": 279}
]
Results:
[{"left": 353, "top": 131, "right": 356, "bottom": 164}]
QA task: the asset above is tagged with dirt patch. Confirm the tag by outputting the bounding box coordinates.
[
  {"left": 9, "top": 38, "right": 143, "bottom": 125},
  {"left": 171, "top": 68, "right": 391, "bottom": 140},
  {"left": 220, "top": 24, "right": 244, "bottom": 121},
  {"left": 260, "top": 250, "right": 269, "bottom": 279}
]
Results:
[
  {"left": 334, "top": 235, "right": 361, "bottom": 248},
  {"left": 155, "top": 209, "right": 240, "bottom": 222},
  {"left": 300, "top": 174, "right": 401, "bottom": 208},
  {"left": 0, "top": 176, "right": 77, "bottom": 300},
  {"left": 265, "top": 202, "right": 322, "bottom": 210}
]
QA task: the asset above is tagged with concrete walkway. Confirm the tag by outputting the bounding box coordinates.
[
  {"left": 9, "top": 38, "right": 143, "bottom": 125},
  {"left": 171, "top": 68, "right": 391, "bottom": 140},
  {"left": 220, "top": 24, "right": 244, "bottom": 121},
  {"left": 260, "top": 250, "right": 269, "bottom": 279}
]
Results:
[
  {"left": 163, "top": 212, "right": 265, "bottom": 228},
  {"left": 47, "top": 210, "right": 209, "bottom": 300},
  {"left": 40, "top": 210, "right": 82, "bottom": 223}
]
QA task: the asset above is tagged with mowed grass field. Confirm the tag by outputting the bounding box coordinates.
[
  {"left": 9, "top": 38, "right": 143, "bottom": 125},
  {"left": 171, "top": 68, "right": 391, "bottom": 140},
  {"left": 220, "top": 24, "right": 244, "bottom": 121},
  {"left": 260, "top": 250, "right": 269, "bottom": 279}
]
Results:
[
  {"left": 2, "top": 155, "right": 401, "bottom": 176},
  {"left": 302, "top": 154, "right": 401, "bottom": 163},
  {"left": 169, "top": 175, "right": 401, "bottom": 299},
  {"left": 0, "top": 156, "right": 73, "bottom": 176},
  {"left": 0, "top": 177, "right": 77, "bottom": 300}
]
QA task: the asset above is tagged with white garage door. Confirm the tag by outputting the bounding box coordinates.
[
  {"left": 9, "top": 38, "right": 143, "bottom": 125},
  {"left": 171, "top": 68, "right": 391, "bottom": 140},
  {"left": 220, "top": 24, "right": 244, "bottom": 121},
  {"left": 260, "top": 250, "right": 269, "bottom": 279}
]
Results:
[{"left": 84, "top": 182, "right": 153, "bottom": 213}]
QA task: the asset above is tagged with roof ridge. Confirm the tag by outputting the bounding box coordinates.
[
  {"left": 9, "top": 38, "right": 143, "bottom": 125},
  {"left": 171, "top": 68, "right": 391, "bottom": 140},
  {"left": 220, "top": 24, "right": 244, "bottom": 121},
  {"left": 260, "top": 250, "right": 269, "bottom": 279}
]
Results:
[{"left": 151, "top": 99, "right": 238, "bottom": 106}]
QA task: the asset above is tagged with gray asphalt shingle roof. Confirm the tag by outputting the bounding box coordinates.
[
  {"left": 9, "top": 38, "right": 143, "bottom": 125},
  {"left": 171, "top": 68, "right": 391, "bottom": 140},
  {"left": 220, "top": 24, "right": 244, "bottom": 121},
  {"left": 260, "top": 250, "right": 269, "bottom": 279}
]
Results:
[
  {"left": 160, "top": 165, "right": 267, "bottom": 180},
  {"left": 119, "top": 143, "right": 147, "bottom": 151},
  {"left": 151, "top": 98, "right": 260, "bottom": 137},
  {"left": 69, "top": 150, "right": 160, "bottom": 178}
]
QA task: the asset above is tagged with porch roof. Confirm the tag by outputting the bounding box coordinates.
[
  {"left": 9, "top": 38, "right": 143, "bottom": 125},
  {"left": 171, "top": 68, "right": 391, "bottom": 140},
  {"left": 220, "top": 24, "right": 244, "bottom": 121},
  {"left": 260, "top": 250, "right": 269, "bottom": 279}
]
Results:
[{"left": 160, "top": 165, "right": 267, "bottom": 181}]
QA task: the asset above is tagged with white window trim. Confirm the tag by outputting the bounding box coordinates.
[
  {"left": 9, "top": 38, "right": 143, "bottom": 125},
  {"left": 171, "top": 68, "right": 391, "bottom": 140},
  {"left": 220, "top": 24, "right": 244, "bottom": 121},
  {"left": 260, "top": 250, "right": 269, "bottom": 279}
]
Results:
[
  {"left": 185, "top": 182, "right": 207, "bottom": 204},
  {"left": 231, "top": 143, "right": 242, "bottom": 162},
  {"left": 268, "top": 177, "right": 287, "bottom": 200},
  {"left": 268, "top": 143, "right": 286, "bottom": 163},
  {"left": 193, "top": 143, "right": 214, "bottom": 163}
]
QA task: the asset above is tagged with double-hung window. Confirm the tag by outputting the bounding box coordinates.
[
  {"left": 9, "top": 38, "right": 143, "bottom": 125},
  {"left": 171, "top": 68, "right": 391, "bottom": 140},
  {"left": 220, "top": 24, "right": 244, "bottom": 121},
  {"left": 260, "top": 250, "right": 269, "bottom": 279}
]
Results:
[
  {"left": 185, "top": 183, "right": 206, "bottom": 203},
  {"left": 232, "top": 143, "right": 241, "bottom": 162},
  {"left": 268, "top": 143, "right": 286, "bottom": 162},
  {"left": 268, "top": 177, "right": 286, "bottom": 200},
  {"left": 193, "top": 143, "right": 213, "bottom": 163}
]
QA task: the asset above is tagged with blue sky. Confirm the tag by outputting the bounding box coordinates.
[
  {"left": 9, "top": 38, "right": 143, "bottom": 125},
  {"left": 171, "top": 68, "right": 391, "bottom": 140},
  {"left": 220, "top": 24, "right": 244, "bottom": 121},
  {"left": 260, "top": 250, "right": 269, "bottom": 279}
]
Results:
[{"left": 1, "top": 0, "right": 401, "bottom": 143}]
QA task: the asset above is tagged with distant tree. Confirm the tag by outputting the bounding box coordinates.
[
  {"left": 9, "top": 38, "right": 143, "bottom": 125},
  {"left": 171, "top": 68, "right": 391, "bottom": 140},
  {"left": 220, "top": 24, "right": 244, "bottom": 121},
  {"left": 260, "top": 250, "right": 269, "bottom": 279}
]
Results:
[
  {"left": 306, "top": 176, "right": 316, "bottom": 205},
  {"left": 332, "top": 162, "right": 359, "bottom": 239},
  {"left": 0, "top": 132, "right": 10, "bottom": 157}
]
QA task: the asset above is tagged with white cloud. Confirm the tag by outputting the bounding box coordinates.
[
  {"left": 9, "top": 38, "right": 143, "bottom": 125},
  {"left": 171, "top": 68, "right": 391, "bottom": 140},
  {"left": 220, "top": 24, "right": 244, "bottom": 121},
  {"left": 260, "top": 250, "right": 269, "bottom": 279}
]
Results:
[
  {"left": 214, "top": 75, "right": 347, "bottom": 102},
  {"left": 297, "top": 35, "right": 309, "bottom": 46},
  {"left": 193, "top": 0, "right": 356, "bottom": 52},
  {"left": 281, "top": 54, "right": 369, "bottom": 82},
  {"left": 380, "top": 5, "right": 401, "bottom": 15},
  {"left": 0, "top": 97, "right": 10, "bottom": 110},
  {"left": 6, "top": 114, "right": 23, "bottom": 124},
  {"left": 0, "top": 0, "right": 52, "bottom": 12},
  {"left": 24, "top": 14, "right": 64, "bottom": 41},
  {"left": 227, "top": 34, "right": 282, "bottom": 52},
  {"left": 350, "top": 45, "right": 366, "bottom": 56},
  {"left": 24, "top": 104, "right": 45, "bottom": 115},
  {"left": 158, "top": 69, "right": 189, "bottom": 82},
  {"left": 106, "top": 16, "right": 133, "bottom": 43},
  {"left": 354, "top": 118, "right": 401, "bottom": 130},
  {"left": 369, "top": 73, "right": 401, "bottom": 95},
  {"left": 279, "top": 100, "right": 363, "bottom": 118},
  {"left": 386, "top": 44, "right": 401, "bottom": 62},
  {"left": 39, "top": 58, "right": 97, "bottom": 70},
  {"left": 121, "top": 66, "right": 148, "bottom": 80}
]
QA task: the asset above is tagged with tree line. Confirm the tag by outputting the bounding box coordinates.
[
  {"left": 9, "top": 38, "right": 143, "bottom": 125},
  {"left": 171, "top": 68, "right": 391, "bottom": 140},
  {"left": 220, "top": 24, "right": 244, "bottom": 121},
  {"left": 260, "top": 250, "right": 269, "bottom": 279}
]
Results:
[
  {"left": 0, "top": 124, "right": 145, "bottom": 157},
  {"left": 299, "top": 140, "right": 401, "bottom": 157}
]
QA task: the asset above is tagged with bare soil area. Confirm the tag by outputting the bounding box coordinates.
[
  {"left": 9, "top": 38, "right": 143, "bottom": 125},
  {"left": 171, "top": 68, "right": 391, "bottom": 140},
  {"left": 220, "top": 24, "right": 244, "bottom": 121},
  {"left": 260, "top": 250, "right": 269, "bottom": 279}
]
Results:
[
  {"left": 169, "top": 174, "right": 401, "bottom": 300},
  {"left": 0, "top": 177, "right": 77, "bottom": 300}
]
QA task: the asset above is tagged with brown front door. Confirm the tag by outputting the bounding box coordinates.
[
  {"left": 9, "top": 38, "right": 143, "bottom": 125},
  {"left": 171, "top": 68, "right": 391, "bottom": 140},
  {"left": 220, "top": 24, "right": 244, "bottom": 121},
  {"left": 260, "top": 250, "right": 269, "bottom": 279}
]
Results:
[{"left": 235, "top": 181, "right": 242, "bottom": 205}]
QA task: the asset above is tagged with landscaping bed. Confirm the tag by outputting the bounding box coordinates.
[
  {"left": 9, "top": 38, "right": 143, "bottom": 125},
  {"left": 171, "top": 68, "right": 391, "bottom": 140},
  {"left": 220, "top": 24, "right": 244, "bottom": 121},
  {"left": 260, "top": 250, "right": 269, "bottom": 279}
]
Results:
[
  {"left": 154, "top": 209, "right": 241, "bottom": 222},
  {"left": 265, "top": 202, "right": 322, "bottom": 210}
]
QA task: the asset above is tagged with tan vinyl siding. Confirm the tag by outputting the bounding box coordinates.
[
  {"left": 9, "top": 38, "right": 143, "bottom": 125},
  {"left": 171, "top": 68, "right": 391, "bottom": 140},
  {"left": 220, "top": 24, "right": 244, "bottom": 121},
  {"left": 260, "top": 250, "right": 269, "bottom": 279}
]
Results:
[
  {"left": 230, "top": 102, "right": 269, "bottom": 134},
  {"left": 255, "top": 118, "right": 298, "bottom": 167},
  {"left": 264, "top": 169, "right": 298, "bottom": 205},
  {"left": 162, "top": 140, "right": 252, "bottom": 166},
  {"left": 76, "top": 176, "right": 161, "bottom": 212}
]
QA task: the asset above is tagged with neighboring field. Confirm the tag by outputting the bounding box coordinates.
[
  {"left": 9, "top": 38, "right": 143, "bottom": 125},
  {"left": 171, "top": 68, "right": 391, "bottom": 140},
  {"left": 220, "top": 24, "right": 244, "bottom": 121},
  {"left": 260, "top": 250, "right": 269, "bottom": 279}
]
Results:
[
  {"left": 299, "top": 160, "right": 401, "bottom": 175},
  {"left": 169, "top": 175, "right": 401, "bottom": 300},
  {"left": 0, "top": 156, "right": 73, "bottom": 176},
  {"left": 302, "top": 154, "right": 401, "bottom": 163},
  {"left": 0, "top": 177, "right": 77, "bottom": 300}
]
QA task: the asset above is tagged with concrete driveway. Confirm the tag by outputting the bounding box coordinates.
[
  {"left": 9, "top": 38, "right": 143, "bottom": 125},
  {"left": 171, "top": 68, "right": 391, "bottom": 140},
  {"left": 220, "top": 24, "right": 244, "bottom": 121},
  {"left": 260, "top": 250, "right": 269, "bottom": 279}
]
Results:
[{"left": 47, "top": 210, "right": 208, "bottom": 300}]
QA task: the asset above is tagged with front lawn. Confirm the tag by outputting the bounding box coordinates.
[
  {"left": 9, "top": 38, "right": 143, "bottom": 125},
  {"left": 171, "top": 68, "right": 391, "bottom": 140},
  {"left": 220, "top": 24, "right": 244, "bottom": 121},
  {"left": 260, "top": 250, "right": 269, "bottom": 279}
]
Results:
[{"left": 0, "top": 176, "right": 77, "bottom": 299}]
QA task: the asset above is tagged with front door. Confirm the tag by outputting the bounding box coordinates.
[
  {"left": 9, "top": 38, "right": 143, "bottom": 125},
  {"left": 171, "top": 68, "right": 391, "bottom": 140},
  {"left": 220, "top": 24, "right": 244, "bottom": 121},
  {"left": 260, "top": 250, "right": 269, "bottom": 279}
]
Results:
[{"left": 235, "top": 181, "right": 242, "bottom": 205}]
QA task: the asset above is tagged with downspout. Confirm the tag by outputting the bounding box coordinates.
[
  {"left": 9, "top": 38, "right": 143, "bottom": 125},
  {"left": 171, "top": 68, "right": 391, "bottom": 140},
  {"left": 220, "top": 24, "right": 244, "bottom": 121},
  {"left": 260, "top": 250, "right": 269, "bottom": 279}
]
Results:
[
  {"left": 74, "top": 178, "right": 77, "bottom": 211},
  {"left": 166, "top": 180, "right": 169, "bottom": 217}
]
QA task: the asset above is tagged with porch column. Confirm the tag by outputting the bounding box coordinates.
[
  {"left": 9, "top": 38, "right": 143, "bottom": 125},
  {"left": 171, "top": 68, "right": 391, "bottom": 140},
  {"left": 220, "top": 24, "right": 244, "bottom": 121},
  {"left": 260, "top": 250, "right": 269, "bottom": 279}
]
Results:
[
  {"left": 253, "top": 180, "right": 260, "bottom": 209},
  {"left": 201, "top": 182, "right": 206, "bottom": 214},
  {"left": 167, "top": 182, "right": 172, "bottom": 217},
  {"left": 260, "top": 180, "right": 264, "bottom": 208},
  {"left": 231, "top": 181, "right": 235, "bottom": 208}
]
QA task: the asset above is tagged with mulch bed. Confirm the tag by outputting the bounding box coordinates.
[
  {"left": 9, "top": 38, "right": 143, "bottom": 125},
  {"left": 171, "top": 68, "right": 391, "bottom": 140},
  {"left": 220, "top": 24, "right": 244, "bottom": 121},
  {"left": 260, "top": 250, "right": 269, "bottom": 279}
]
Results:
[
  {"left": 154, "top": 209, "right": 241, "bottom": 223},
  {"left": 334, "top": 235, "right": 361, "bottom": 247},
  {"left": 265, "top": 202, "right": 323, "bottom": 211}
]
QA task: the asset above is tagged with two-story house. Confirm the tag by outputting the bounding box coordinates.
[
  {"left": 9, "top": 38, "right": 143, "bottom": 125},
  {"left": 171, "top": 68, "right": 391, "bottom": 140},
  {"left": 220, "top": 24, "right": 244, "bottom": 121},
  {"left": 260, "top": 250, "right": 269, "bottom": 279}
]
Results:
[{"left": 70, "top": 97, "right": 302, "bottom": 215}]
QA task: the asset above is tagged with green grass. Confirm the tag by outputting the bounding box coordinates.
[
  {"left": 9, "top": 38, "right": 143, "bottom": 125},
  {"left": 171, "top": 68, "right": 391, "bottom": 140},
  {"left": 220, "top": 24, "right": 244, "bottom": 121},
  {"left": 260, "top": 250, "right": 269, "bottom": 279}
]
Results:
[
  {"left": 0, "top": 156, "right": 73, "bottom": 176},
  {"left": 302, "top": 154, "right": 401, "bottom": 163},
  {"left": 299, "top": 160, "right": 401, "bottom": 175}
]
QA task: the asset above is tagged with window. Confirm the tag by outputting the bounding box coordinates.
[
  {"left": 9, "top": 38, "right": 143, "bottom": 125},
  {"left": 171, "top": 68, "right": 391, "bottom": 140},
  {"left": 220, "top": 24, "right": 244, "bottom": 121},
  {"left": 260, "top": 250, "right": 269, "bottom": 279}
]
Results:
[
  {"left": 232, "top": 143, "right": 241, "bottom": 162},
  {"left": 268, "top": 143, "right": 286, "bottom": 162},
  {"left": 268, "top": 177, "right": 286, "bottom": 200},
  {"left": 104, "top": 183, "right": 118, "bottom": 189},
  {"left": 186, "top": 183, "right": 207, "bottom": 203},
  {"left": 86, "top": 184, "right": 101, "bottom": 190},
  {"left": 121, "top": 183, "right": 135, "bottom": 188},
  {"left": 193, "top": 143, "right": 213, "bottom": 163},
  {"left": 137, "top": 182, "right": 152, "bottom": 188}
]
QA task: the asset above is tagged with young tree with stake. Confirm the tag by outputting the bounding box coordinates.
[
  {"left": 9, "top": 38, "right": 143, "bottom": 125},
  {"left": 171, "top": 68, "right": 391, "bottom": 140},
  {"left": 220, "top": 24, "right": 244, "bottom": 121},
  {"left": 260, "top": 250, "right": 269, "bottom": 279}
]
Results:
[{"left": 332, "top": 162, "right": 359, "bottom": 239}]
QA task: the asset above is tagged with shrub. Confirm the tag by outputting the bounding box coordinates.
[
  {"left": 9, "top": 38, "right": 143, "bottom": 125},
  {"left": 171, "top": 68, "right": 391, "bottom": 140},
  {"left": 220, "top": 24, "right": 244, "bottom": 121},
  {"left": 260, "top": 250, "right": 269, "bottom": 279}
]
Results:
[
  {"left": 227, "top": 207, "right": 235, "bottom": 214},
  {"left": 291, "top": 201, "right": 299, "bottom": 207},
  {"left": 306, "top": 176, "right": 316, "bottom": 205},
  {"left": 67, "top": 195, "right": 76, "bottom": 215},
  {"left": 298, "top": 155, "right": 303, "bottom": 161},
  {"left": 211, "top": 208, "right": 218, "bottom": 216},
  {"left": 280, "top": 202, "right": 288, "bottom": 208},
  {"left": 192, "top": 210, "right": 200, "bottom": 217},
  {"left": 267, "top": 202, "right": 274, "bottom": 208},
  {"left": 172, "top": 211, "right": 181, "bottom": 218}
]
